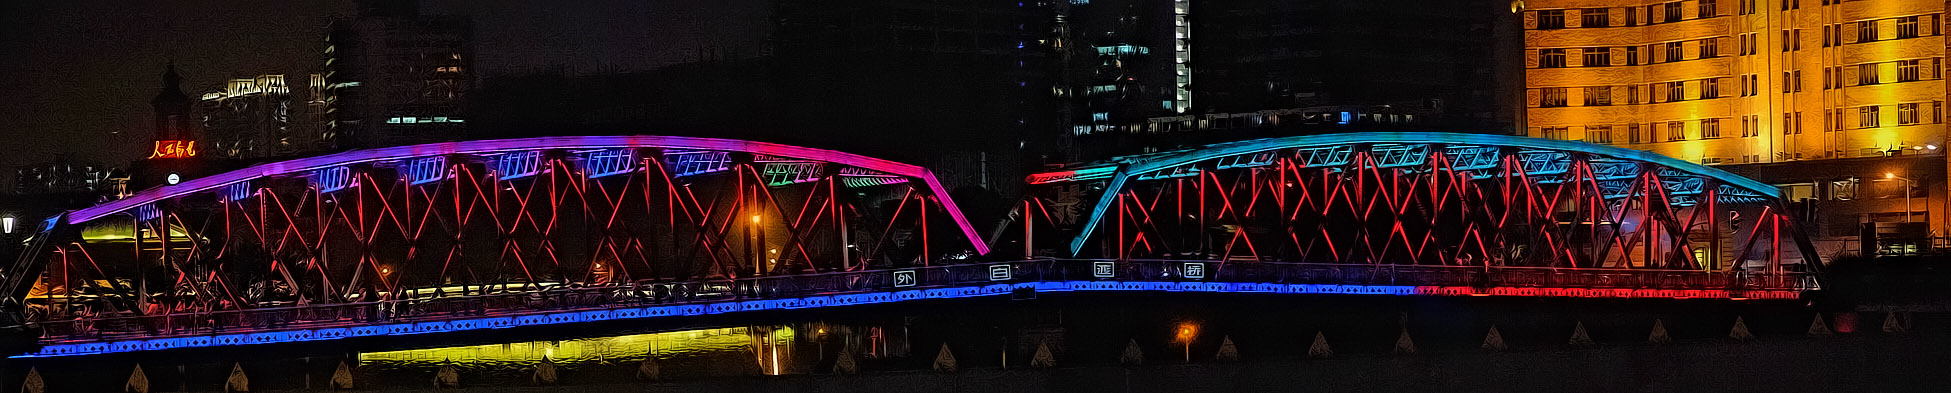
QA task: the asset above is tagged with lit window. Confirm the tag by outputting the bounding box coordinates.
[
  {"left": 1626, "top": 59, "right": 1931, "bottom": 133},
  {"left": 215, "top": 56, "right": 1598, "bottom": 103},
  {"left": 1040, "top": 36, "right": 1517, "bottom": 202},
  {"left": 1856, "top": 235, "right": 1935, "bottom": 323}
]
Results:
[
  {"left": 1860, "top": 106, "right": 1881, "bottom": 128},
  {"left": 1701, "top": 119, "right": 1721, "bottom": 139},
  {"left": 1666, "top": 81, "right": 1685, "bottom": 102},
  {"left": 1582, "top": 47, "right": 1610, "bottom": 66},
  {"left": 1702, "top": 78, "right": 1720, "bottom": 98},
  {"left": 1538, "top": 10, "right": 1565, "bottom": 29},
  {"left": 1857, "top": 21, "right": 1878, "bottom": 43},
  {"left": 1585, "top": 86, "right": 1612, "bottom": 106},
  {"left": 1897, "top": 16, "right": 1919, "bottom": 39},
  {"left": 1899, "top": 103, "right": 1919, "bottom": 125},
  {"left": 1541, "top": 88, "right": 1568, "bottom": 107},
  {"left": 1540, "top": 49, "right": 1567, "bottom": 68},
  {"left": 1585, "top": 125, "right": 1613, "bottom": 144},
  {"left": 1580, "top": 8, "right": 1609, "bottom": 27},
  {"left": 1667, "top": 121, "right": 1686, "bottom": 141},
  {"left": 1898, "top": 60, "right": 1920, "bottom": 82}
]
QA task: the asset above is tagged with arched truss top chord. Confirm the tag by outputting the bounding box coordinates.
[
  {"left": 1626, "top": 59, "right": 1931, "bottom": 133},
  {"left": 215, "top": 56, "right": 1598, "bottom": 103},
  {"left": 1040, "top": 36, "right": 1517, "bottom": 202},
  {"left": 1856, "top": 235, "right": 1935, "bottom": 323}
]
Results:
[
  {"left": 1027, "top": 132, "right": 1789, "bottom": 256},
  {"left": 66, "top": 135, "right": 988, "bottom": 254}
]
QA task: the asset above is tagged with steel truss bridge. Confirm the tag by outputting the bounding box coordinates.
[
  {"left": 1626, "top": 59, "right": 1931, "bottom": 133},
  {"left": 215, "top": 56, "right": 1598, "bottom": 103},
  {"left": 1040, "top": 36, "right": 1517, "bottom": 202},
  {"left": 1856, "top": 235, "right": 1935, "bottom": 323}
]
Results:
[{"left": 1, "top": 133, "right": 1818, "bottom": 358}]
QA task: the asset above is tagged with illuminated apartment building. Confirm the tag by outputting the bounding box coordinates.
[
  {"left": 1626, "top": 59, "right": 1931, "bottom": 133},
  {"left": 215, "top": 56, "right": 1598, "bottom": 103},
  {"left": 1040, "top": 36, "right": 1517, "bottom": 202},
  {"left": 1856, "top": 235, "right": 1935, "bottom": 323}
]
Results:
[
  {"left": 1522, "top": 0, "right": 1946, "bottom": 254},
  {"left": 324, "top": 0, "right": 472, "bottom": 149},
  {"left": 199, "top": 75, "right": 292, "bottom": 160}
]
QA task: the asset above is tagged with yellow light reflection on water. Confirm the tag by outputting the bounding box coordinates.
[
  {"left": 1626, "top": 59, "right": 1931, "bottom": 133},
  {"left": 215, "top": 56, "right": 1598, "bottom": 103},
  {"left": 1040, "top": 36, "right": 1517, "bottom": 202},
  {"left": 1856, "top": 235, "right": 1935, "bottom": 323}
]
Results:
[{"left": 359, "top": 326, "right": 796, "bottom": 367}]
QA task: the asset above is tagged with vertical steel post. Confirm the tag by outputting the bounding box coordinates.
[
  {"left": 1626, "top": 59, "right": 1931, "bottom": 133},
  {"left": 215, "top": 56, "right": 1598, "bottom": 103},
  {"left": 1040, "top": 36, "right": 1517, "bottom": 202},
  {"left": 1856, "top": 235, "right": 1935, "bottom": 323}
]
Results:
[
  {"left": 920, "top": 194, "right": 930, "bottom": 267},
  {"left": 1023, "top": 199, "right": 1033, "bottom": 258}
]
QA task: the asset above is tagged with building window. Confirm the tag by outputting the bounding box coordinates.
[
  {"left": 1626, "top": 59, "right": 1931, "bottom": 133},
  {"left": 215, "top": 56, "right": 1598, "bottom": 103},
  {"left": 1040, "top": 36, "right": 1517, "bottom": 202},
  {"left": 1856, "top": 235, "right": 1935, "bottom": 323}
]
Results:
[
  {"left": 1830, "top": 108, "right": 1846, "bottom": 131},
  {"left": 1582, "top": 8, "right": 1609, "bottom": 27},
  {"left": 1782, "top": 72, "right": 1792, "bottom": 93},
  {"left": 1667, "top": 121, "right": 1686, "bottom": 141},
  {"left": 1628, "top": 124, "right": 1644, "bottom": 144},
  {"left": 1793, "top": 111, "right": 1803, "bottom": 134},
  {"left": 1701, "top": 119, "right": 1721, "bottom": 139},
  {"left": 1625, "top": 46, "right": 1639, "bottom": 65},
  {"left": 1585, "top": 86, "right": 1613, "bottom": 106},
  {"left": 1626, "top": 7, "right": 1639, "bottom": 25},
  {"left": 1586, "top": 125, "right": 1614, "bottom": 144},
  {"left": 1539, "top": 10, "right": 1565, "bottom": 29},
  {"left": 1783, "top": 113, "right": 1793, "bottom": 134},
  {"left": 1702, "top": 78, "right": 1720, "bottom": 98},
  {"left": 1899, "top": 60, "right": 1920, "bottom": 82},
  {"left": 1665, "top": 42, "right": 1683, "bottom": 62},
  {"left": 1859, "top": 63, "right": 1879, "bottom": 85},
  {"left": 1899, "top": 103, "right": 1920, "bottom": 125},
  {"left": 1781, "top": 30, "right": 1791, "bottom": 52},
  {"left": 1541, "top": 127, "right": 1568, "bottom": 139},
  {"left": 1740, "top": 0, "right": 1754, "bottom": 14},
  {"left": 1860, "top": 105, "right": 1880, "bottom": 128},
  {"left": 1699, "top": 38, "right": 1718, "bottom": 58},
  {"left": 1698, "top": 0, "right": 1716, "bottom": 18},
  {"left": 1858, "top": 21, "right": 1878, "bottom": 43},
  {"left": 1540, "top": 49, "right": 1567, "bottom": 68},
  {"left": 1898, "top": 16, "right": 1919, "bottom": 39},
  {"left": 1664, "top": 2, "right": 1683, "bottom": 23},
  {"left": 1628, "top": 85, "right": 1641, "bottom": 103},
  {"left": 1793, "top": 29, "right": 1803, "bottom": 50},
  {"left": 1582, "top": 47, "right": 1611, "bottom": 67},
  {"left": 1938, "top": 101, "right": 1945, "bottom": 124},
  {"left": 1667, "top": 81, "right": 1686, "bottom": 101},
  {"left": 1792, "top": 70, "right": 1802, "bottom": 92},
  {"left": 1823, "top": 67, "right": 1834, "bottom": 89},
  {"left": 1542, "top": 88, "right": 1568, "bottom": 107},
  {"left": 1823, "top": 24, "right": 1839, "bottom": 47}
]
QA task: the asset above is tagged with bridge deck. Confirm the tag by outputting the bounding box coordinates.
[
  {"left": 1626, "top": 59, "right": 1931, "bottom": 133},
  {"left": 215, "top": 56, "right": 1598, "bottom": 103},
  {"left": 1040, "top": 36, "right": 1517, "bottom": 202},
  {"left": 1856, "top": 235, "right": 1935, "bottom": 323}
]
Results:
[{"left": 16, "top": 259, "right": 1808, "bottom": 358}]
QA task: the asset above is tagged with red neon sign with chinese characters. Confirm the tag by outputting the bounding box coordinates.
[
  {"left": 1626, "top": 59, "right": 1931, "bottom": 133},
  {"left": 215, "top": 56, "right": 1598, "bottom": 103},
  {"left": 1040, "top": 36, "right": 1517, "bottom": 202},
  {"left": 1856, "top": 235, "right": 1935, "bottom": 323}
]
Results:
[{"left": 149, "top": 140, "right": 198, "bottom": 159}]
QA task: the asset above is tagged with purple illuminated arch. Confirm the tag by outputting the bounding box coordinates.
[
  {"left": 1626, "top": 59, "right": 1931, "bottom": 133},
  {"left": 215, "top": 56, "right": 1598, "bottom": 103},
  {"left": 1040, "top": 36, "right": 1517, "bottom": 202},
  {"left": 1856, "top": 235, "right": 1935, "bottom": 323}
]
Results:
[{"left": 70, "top": 135, "right": 991, "bottom": 255}]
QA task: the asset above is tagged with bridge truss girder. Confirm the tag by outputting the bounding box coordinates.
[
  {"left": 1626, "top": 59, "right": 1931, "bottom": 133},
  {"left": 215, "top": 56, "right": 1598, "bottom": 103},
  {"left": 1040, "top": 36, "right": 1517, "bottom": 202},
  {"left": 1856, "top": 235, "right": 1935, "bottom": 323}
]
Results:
[
  {"left": 3, "top": 136, "right": 985, "bottom": 326},
  {"left": 1021, "top": 133, "right": 1821, "bottom": 277}
]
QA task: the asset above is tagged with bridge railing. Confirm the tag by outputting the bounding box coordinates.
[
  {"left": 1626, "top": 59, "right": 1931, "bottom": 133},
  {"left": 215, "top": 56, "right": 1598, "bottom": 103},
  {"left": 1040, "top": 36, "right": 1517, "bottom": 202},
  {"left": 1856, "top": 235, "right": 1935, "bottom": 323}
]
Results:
[{"left": 22, "top": 259, "right": 1810, "bottom": 344}]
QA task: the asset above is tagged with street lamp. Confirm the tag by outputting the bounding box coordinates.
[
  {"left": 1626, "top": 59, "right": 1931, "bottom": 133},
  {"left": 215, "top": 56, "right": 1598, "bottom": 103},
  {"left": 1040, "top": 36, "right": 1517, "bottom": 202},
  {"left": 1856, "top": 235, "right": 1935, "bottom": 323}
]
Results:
[
  {"left": 1886, "top": 172, "right": 1913, "bottom": 223},
  {"left": 2, "top": 216, "right": 13, "bottom": 234}
]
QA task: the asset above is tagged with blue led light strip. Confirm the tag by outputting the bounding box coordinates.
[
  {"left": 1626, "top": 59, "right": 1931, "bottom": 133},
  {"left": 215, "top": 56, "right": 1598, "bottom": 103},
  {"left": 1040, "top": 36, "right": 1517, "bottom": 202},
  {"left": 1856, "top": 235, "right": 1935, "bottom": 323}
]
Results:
[{"left": 12, "top": 281, "right": 1796, "bottom": 358}]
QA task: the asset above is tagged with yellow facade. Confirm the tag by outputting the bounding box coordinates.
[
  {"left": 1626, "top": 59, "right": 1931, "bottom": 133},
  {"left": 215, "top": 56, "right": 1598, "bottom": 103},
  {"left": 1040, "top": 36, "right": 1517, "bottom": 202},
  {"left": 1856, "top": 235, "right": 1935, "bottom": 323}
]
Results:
[
  {"left": 1523, "top": 0, "right": 1944, "bottom": 164},
  {"left": 1524, "top": 0, "right": 1948, "bottom": 253}
]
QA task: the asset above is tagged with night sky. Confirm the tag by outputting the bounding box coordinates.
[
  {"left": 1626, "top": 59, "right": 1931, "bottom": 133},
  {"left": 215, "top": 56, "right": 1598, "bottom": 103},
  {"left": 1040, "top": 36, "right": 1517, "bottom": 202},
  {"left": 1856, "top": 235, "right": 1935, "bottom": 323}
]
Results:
[{"left": 0, "top": 0, "right": 768, "bottom": 173}]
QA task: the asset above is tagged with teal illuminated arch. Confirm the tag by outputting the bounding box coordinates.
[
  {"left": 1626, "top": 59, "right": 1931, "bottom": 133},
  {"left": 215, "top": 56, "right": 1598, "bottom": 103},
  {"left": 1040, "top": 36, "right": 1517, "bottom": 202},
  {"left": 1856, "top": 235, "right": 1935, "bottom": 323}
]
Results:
[{"left": 1059, "top": 132, "right": 1784, "bottom": 255}]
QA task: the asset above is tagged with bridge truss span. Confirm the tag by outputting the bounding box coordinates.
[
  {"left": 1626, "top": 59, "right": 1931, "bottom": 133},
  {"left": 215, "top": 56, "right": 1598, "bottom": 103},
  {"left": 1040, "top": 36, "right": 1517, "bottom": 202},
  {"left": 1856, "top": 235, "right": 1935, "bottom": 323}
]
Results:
[
  {"left": 1, "top": 136, "right": 988, "bottom": 338},
  {"left": 1019, "top": 133, "right": 1820, "bottom": 289}
]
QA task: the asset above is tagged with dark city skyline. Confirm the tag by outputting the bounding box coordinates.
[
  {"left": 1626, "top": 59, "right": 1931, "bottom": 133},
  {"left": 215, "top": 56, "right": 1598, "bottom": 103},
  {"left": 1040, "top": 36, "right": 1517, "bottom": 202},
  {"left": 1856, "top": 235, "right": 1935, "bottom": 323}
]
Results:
[{"left": 0, "top": 0, "right": 767, "bottom": 177}]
